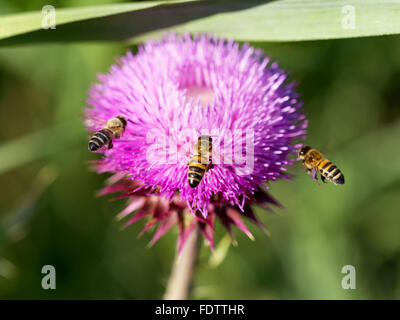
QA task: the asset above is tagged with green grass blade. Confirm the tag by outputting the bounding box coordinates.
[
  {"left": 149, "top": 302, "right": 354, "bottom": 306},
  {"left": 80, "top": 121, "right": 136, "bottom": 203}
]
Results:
[
  {"left": 0, "top": 122, "right": 81, "bottom": 175},
  {"left": 0, "top": 0, "right": 400, "bottom": 45},
  {"left": 0, "top": 0, "right": 195, "bottom": 40}
]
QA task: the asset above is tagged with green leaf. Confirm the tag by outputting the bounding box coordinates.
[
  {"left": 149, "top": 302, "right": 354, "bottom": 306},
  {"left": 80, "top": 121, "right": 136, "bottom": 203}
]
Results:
[
  {"left": 0, "top": 0, "right": 195, "bottom": 40},
  {"left": 0, "top": 0, "right": 400, "bottom": 45}
]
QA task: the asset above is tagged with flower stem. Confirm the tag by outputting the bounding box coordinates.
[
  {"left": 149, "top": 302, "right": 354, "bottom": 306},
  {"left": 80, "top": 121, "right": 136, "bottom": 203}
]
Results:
[{"left": 164, "top": 227, "right": 201, "bottom": 300}]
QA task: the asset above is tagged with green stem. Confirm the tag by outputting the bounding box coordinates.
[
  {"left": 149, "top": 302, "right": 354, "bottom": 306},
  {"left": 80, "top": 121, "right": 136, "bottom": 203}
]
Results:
[{"left": 164, "top": 227, "right": 201, "bottom": 300}]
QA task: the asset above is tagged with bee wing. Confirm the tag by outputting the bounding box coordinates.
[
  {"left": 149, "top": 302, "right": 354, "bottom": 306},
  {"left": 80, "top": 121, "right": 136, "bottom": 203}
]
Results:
[{"left": 113, "top": 139, "right": 130, "bottom": 143}]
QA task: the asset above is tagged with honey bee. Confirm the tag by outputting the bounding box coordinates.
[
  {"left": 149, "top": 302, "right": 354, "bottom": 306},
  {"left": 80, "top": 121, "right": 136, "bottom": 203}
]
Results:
[
  {"left": 88, "top": 116, "right": 127, "bottom": 152},
  {"left": 188, "top": 135, "right": 213, "bottom": 188},
  {"left": 298, "top": 145, "right": 345, "bottom": 185}
]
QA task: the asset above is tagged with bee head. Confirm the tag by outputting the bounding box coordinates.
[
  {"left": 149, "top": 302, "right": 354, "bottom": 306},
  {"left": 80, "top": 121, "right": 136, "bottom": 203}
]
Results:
[
  {"left": 298, "top": 145, "right": 311, "bottom": 160},
  {"left": 116, "top": 116, "right": 127, "bottom": 129}
]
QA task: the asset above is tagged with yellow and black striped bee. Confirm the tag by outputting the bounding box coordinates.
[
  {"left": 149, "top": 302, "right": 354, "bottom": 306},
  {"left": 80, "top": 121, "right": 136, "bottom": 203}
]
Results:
[
  {"left": 298, "top": 145, "right": 345, "bottom": 185},
  {"left": 188, "top": 135, "right": 213, "bottom": 188},
  {"left": 88, "top": 116, "right": 127, "bottom": 152}
]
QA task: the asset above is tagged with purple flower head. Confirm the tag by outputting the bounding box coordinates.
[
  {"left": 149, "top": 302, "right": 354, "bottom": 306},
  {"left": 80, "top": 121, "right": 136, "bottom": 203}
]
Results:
[{"left": 85, "top": 33, "right": 307, "bottom": 250}]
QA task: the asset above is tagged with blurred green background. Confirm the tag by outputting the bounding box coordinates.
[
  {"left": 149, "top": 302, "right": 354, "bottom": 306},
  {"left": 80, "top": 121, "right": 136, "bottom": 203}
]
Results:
[{"left": 1, "top": 0, "right": 400, "bottom": 300}]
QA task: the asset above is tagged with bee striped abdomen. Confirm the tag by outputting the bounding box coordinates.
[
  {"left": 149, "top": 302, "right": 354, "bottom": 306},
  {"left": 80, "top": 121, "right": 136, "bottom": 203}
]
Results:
[
  {"left": 187, "top": 135, "right": 213, "bottom": 188},
  {"left": 317, "top": 159, "right": 345, "bottom": 185},
  {"left": 88, "top": 129, "right": 112, "bottom": 151},
  {"left": 188, "top": 155, "right": 208, "bottom": 188}
]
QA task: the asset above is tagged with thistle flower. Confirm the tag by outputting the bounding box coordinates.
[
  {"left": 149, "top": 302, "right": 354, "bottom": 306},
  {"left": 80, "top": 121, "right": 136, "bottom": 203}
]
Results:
[{"left": 85, "top": 33, "right": 307, "bottom": 251}]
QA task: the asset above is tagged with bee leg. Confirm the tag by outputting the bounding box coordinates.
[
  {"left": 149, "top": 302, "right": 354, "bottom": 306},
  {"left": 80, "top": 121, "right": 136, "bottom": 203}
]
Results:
[
  {"left": 310, "top": 168, "right": 317, "bottom": 180},
  {"left": 107, "top": 141, "right": 113, "bottom": 149},
  {"left": 208, "top": 153, "right": 213, "bottom": 171},
  {"left": 114, "top": 133, "right": 120, "bottom": 139},
  {"left": 321, "top": 175, "right": 327, "bottom": 183},
  {"left": 310, "top": 168, "right": 320, "bottom": 185}
]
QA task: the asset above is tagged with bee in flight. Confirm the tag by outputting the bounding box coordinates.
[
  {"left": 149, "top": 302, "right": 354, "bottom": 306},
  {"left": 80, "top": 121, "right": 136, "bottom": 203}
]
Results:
[
  {"left": 88, "top": 116, "right": 127, "bottom": 152},
  {"left": 298, "top": 145, "right": 345, "bottom": 185},
  {"left": 188, "top": 135, "right": 213, "bottom": 188}
]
